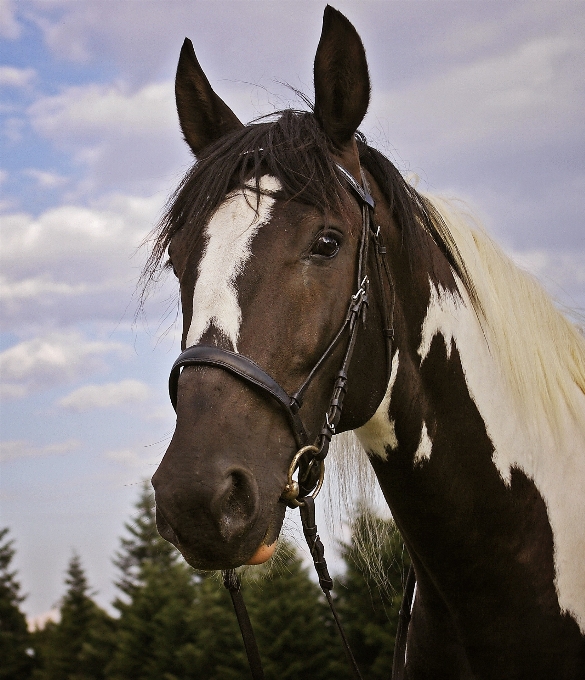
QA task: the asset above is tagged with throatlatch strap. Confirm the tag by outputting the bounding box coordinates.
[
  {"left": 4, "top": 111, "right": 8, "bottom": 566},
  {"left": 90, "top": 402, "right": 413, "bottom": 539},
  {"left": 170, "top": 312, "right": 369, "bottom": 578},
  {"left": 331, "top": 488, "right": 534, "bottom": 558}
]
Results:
[{"left": 222, "top": 569, "right": 265, "bottom": 680}]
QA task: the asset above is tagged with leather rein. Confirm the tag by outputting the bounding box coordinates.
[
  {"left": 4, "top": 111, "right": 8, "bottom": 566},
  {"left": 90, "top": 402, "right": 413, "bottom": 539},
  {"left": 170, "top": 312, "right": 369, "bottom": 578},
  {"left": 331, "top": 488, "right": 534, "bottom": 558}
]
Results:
[{"left": 168, "top": 162, "right": 414, "bottom": 680}]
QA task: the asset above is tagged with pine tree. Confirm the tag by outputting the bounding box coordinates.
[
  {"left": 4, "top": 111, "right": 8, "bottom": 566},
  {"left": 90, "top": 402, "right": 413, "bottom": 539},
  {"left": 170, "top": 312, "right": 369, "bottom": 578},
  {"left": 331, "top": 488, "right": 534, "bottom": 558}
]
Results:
[
  {"left": 185, "top": 574, "right": 248, "bottom": 680},
  {"left": 107, "top": 483, "right": 247, "bottom": 680},
  {"left": 113, "top": 480, "right": 178, "bottom": 599},
  {"left": 0, "top": 527, "right": 34, "bottom": 680},
  {"left": 336, "top": 506, "right": 411, "bottom": 679},
  {"left": 32, "top": 553, "right": 115, "bottom": 680}
]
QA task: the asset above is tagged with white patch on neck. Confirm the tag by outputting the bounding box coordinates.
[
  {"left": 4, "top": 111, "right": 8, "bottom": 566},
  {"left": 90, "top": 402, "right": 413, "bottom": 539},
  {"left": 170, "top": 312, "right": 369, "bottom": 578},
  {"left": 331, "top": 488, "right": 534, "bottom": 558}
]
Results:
[
  {"left": 413, "top": 422, "right": 432, "bottom": 465},
  {"left": 355, "top": 350, "right": 400, "bottom": 460},
  {"left": 418, "top": 279, "right": 585, "bottom": 633},
  {"left": 186, "top": 176, "right": 281, "bottom": 351}
]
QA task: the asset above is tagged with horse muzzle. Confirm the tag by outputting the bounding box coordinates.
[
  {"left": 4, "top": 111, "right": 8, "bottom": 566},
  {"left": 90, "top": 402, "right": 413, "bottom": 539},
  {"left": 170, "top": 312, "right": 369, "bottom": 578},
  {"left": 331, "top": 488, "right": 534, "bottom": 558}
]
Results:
[{"left": 152, "top": 458, "right": 285, "bottom": 569}]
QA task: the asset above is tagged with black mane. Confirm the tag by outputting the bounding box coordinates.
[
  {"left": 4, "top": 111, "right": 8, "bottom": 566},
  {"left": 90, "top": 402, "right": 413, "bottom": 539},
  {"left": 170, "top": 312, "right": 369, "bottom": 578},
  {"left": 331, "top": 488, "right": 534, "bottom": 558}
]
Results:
[{"left": 141, "top": 109, "right": 467, "bottom": 294}]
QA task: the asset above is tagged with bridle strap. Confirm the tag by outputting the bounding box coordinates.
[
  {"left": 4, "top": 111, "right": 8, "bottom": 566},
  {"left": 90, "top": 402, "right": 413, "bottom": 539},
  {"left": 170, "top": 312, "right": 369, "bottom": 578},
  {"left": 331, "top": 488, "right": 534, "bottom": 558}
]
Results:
[
  {"left": 222, "top": 570, "right": 265, "bottom": 680},
  {"left": 299, "top": 496, "right": 364, "bottom": 680}
]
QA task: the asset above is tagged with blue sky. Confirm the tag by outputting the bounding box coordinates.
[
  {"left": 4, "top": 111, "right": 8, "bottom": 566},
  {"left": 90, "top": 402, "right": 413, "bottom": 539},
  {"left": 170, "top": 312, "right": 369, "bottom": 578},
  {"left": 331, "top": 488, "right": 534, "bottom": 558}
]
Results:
[{"left": 1, "top": 0, "right": 584, "bottom": 622}]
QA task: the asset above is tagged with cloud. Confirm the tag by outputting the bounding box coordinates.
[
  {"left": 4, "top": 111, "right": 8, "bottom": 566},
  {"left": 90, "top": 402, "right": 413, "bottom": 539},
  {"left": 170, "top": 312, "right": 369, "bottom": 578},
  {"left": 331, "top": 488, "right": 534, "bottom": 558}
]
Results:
[
  {"left": 369, "top": 34, "right": 585, "bottom": 158},
  {"left": 29, "top": 81, "right": 176, "bottom": 139},
  {"left": 0, "top": 66, "right": 36, "bottom": 88},
  {"left": 0, "top": 0, "right": 21, "bottom": 40},
  {"left": 27, "top": 609, "right": 60, "bottom": 632},
  {"left": 58, "top": 379, "right": 151, "bottom": 411},
  {"left": 0, "top": 332, "right": 128, "bottom": 399},
  {"left": 0, "top": 193, "right": 166, "bottom": 328},
  {"left": 23, "top": 169, "right": 68, "bottom": 188},
  {"left": 0, "top": 438, "right": 81, "bottom": 462},
  {"left": 26, "top": 79, "right": 190, "bottom": 196},
  {"left": 507, "top": 248, "right": 585, "bottom": 312},
  {"left": 104, "top": 446, "right": 162, "bottom": 471}
]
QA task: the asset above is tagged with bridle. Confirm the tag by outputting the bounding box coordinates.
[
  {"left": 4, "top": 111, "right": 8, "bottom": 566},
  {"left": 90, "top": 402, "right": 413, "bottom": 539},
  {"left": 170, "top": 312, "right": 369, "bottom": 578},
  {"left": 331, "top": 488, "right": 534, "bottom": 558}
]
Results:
[
  {"left": 167, "top": 160, "right": 413, "bottom": 680},
  {"left": 169, "top": 162, "right": 391, "bottom": 502}
]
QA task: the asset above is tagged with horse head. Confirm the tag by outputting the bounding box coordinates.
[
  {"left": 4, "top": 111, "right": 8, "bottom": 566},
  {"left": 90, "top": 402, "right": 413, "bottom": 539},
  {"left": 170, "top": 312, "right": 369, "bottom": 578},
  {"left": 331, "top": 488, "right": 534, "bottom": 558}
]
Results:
[{"left": 151, "top": 7, "right": 399, "bottom": 570}]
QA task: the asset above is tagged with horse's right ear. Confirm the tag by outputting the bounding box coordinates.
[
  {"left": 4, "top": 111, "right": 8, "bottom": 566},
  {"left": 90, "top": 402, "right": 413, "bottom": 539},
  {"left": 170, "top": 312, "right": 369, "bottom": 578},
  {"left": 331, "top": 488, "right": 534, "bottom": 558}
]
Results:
[{"left": 175, "top": 38, "right": 244, "bottom": 156}]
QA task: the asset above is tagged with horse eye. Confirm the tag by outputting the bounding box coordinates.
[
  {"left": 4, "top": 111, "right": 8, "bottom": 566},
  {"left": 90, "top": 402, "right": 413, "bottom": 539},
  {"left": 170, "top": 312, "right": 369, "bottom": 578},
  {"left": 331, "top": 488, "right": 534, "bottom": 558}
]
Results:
[{"left": 312, "top": 234, "right": 340, "bottom": 258}]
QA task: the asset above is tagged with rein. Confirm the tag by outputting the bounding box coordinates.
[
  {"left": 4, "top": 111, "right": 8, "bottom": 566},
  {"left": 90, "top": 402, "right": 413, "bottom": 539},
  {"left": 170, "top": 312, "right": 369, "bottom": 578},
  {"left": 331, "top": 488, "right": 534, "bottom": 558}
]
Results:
[{"left": 168, "top": 161, "right": 413, "bottom": 680}]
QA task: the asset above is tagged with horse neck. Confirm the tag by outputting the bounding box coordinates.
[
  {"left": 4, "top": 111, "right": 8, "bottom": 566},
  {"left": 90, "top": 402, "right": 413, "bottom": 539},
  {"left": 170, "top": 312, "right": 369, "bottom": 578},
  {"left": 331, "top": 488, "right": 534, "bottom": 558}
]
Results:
[{"left": 354, "top": 215, "right": 585, "bottom": 636}]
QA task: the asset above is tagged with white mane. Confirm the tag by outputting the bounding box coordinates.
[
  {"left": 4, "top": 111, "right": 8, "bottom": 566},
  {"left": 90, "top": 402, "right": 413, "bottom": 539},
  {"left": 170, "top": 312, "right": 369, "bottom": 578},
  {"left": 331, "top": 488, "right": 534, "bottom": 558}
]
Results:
[{"left": 425, "top": 193, "right": 585, "bottom": 439}]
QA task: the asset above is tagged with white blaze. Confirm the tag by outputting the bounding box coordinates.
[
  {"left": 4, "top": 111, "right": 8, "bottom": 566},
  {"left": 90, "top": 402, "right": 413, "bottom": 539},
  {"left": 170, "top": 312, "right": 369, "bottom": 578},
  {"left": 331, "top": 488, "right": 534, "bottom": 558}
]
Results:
[{"left": 186, "top": 176, "right": 281, "bottom": 351}]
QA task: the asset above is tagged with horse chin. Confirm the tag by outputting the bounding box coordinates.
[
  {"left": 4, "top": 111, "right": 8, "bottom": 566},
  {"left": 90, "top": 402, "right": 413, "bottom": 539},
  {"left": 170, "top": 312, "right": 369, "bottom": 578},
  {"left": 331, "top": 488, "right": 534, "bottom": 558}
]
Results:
[{"left": 245, "top": 541, "right": 277, "bottom": 565}]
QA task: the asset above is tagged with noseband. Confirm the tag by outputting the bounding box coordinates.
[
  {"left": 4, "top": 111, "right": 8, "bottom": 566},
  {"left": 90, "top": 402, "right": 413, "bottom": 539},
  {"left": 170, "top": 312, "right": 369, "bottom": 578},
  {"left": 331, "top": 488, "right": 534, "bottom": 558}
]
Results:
[{"left": 168, "top": 162, "right": 392, "bottom": 503}]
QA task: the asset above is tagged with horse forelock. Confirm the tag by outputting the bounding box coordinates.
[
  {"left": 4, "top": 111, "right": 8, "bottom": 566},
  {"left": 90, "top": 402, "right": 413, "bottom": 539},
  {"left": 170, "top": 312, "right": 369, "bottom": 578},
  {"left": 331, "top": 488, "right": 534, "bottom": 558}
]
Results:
[{"left": 140, "top": 111, "right": 445, "bottom": 309}]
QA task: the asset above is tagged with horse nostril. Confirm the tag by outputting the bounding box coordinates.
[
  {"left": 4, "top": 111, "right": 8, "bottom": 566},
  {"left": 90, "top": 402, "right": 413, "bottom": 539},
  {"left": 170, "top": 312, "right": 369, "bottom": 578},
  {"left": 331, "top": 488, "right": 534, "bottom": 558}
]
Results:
[{"left": 211, "top": 467, "right": 260, "bottom": 543}]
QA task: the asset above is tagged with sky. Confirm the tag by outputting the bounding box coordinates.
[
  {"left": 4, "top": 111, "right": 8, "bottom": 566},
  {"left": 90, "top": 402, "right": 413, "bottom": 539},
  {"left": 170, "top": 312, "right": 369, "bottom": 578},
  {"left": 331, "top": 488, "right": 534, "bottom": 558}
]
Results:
[{"left": 1, "top": 0, "right": 584, "bottom": 622}]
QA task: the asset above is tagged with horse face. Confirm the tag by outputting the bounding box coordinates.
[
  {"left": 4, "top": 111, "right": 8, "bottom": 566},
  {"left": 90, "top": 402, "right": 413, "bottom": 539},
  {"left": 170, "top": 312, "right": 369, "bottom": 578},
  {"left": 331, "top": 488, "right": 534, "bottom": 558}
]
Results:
[
  {"left": 152, "top": 177, "right": 371, "bottom": 568},
  {"left": 151, "top": 6, "right": 388, "bottom": 569}
]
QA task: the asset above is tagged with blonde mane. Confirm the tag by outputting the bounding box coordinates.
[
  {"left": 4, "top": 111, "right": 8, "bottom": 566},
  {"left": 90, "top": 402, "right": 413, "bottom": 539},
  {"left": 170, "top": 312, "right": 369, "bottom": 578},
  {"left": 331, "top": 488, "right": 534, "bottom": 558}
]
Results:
[
  {"left": 424, "top": 194, "right": 585, "bottom": 440},
  {"left": 326, "top": 193, "right": 585, "bottom": 594}
]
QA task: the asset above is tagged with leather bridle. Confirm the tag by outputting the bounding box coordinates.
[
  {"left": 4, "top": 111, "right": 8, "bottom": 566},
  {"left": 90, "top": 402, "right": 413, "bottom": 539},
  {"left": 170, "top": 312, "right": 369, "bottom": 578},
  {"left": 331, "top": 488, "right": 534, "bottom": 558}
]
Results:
[
  {"left": 169, "top": 162, "right": 392, "bottom": 504},
  {"left": 167, "top": 161, "right": 410, "bottom": 680}
]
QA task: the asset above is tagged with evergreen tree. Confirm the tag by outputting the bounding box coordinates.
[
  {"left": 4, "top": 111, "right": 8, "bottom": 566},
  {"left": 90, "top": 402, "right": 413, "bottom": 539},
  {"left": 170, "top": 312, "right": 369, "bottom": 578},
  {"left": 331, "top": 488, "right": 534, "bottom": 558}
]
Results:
[
  {"left": 113, "top": 481, "right": 178, "bottom": 599},
  {"left": 108, "top": 483, "right": 352, "bottom": 679},
  {"left": 336, "top": 506, "right": 411, "bottom": 679},
  {"left": 0, "top": 527, "right": 34, "bottom": 680},
  {"left": 185, "top": 574, "right": 248, "bottom": 680},
  {"left": 107, "top": 483, "right": 246, "bottom": 680},
  {"left": 107, "top": 563, "right": 248, "bottom": 680},
  {"left": 32, "top": 553, "right": 115, "bottom": 680}
]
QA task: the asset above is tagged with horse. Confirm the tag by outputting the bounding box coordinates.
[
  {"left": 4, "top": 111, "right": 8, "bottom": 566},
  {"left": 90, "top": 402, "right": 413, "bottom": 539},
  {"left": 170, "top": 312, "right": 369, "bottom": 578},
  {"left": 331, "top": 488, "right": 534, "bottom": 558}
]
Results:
[{"left": 146, "top": 6, "right": 585, "bottom": 678}]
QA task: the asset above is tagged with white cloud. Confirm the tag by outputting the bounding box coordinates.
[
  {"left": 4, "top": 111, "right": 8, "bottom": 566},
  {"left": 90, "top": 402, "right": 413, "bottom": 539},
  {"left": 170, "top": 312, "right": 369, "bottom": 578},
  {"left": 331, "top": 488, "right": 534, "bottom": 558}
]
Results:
[
  {"left": 23, "top": 168, "right": 68, "bottom": 188},
  {"left": 104, "top": 446, "right": 162, "bottom": 471},
  {"left": 369, "top": 34, "right": 585, "bottom": 156},
  {"left": 0, "top": 193, "right": 165, "bottom": 327},
  {"left": 507, "top": 248, "right": 585, "bottom": 311},
  {"left": 0, "top": 0, "right": 20, "bottom": 40},
  {"left": 0, "top": 438, "right": 81, "bottom": 463},
  {"left": 0, "top": 66, "right": 35, "bottom": 88},
  {"left": 25, "top": 76, "right": 190, "bottom": 198},
  {"left": 58, "top": 379, "right": 151, "bottom": 411},
  {"left": 28, "top": 81, "right": 176, "bottom": 140},
  {"left": 0, "top": 332, "right": 129, "bottom": 399},
  {"left": 27, "top": 609, "right": 60, "bottom": 632}
]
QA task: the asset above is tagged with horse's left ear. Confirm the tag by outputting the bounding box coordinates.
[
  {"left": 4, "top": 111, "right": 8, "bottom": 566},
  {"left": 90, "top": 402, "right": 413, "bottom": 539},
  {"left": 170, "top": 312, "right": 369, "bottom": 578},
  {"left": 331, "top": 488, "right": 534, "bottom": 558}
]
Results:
[
  {"left": 314, "top": 6, "right": 370, "bottom": 155},
  {"left": 175, "top": 38, "right": 244, "bottom": 156}
]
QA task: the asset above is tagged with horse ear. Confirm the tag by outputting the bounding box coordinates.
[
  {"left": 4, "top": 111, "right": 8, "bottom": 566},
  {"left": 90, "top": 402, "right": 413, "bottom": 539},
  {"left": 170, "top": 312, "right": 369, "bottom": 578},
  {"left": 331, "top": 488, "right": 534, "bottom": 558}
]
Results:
[
  {"left": 314, "top": 6, "right": 370, "bottom": 151},
  {"left": 175, "top": 38, "right": 244, "bottom": 156}
]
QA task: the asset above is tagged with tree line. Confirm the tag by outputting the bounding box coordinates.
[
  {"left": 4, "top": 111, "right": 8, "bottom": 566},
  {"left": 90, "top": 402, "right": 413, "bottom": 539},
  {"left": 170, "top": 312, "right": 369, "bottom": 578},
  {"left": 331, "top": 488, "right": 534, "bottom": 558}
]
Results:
[{"left": 1, "top": 483, "right": 410, "bottom": 680}]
